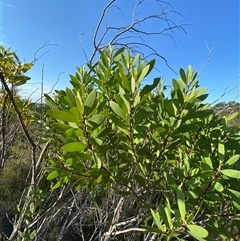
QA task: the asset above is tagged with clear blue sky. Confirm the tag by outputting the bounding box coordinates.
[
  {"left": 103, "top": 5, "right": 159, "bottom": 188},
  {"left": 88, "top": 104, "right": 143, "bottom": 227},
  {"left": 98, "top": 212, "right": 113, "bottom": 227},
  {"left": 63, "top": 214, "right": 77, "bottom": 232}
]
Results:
[{"left": 0, "top": 0, "right": 239, "bottom": 103}]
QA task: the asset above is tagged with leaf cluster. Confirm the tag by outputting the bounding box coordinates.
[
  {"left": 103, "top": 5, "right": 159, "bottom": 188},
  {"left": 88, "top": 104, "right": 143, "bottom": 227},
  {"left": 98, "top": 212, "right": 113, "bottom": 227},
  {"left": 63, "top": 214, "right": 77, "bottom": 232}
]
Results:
[{"left": 45, "top": 47, "right": 240, "bottom": 240}]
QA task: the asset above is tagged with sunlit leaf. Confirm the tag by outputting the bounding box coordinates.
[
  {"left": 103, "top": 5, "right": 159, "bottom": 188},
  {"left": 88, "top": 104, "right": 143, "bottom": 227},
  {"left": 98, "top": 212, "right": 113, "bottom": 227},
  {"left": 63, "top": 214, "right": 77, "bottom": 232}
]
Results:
[
  {"left": 187, "top": 224, "right": 208, "bottom": 238},
  {"left": 47, "top": 169, "right": 62, "bottom": 180},
  {"left": 221, "top": 169, "right": 240, "bottom": 179},
  {"left": 176, "top": 186, "right": 186, "bottom": 221},
  {"left": 48, "top": 110, "right": 79, "bottom": 123},
  {"left": 213, "top": 181, "right": 224, "bottom": 192},
  {"left": 62, "top": 142, "right": 87, "bottom": 152},
  {"left": 225, "top": 154, "right": 240, "bottom": 166},
  {"left": 110, "top": 101, "right": 126, "bottom": 120}
]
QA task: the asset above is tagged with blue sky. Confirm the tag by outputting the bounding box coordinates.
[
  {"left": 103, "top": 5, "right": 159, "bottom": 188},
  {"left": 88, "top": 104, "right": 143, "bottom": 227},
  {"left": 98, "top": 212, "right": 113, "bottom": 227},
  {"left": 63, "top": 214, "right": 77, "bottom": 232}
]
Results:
[{"left": 0, "top": 0, "right": 239, "bottom": 103}]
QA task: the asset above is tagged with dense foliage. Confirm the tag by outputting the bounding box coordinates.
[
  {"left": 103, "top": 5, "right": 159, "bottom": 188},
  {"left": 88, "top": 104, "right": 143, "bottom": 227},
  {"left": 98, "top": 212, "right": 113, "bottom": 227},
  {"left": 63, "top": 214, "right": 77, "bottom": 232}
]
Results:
[
  {"left": 0, "top": 46, "right": 240, "bottom": 240},
  {"left": 45, "top": 47, "right": 240, "bottom": 240}
]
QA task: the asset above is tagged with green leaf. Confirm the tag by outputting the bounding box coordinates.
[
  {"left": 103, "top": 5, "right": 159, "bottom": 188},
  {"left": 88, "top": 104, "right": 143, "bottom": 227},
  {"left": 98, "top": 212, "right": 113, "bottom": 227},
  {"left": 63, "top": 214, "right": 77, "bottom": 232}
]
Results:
[
  {"left": 226, "top": 112, "right": 238, "bottom": 122},
  {"left": 176, "top": 186, "right": 186, "bottom": 221},
  {"left": 218, "top": 142, "right": 225, "bottom": 160},
  {"left": 213, "top": 181, "right": 224, "bottom": 192},
  {"left": 48, "top": 110, "right": 79, "bottom": 123},
  {"left": 142, "top": 225, "right": 163, "bottom": 234},
  {"left": 184, "top": 110, "right": 212, "bottom": 120},
  {"left": 84, "top": 90, "right": 97, "bottom": 116},
  {"left": 176, "top": 89, "right": 184, "bottom": 105},
  {"left": 118, "top": 63, "right": 131, "bottom": 91},
  {"left": 172, "top": 78, "right": 180, "bottom": 90},
  {"left": 134, "top": 175, "right": 146, "bottom": 188},
  {"left": 52, "top": 177, "right": 68, "bottom": 190},
  {"left": 150, "top": 209, "right": 165, "bottom": 232},
  {"left": 165, "top": 199, "right": 172, "bottom": 229},
  {"left": 158, "top": 205, "right": 170, "bottom": 229},
  {"left": 62, "top": 142, "right": 87, "bottom": 152},
  {"left": 179, "top": 68, "right": 187, "bottom": 83},
  {"left": 44, "top": 94, "right": 57, "bottom": 108},
  {"left": 131, "top": 76, "right": 136, "bottom": 93},
  {"left": 93, "top": 152, "right": 102, "bottom": 169},
  {"left": 110, "top": 101, "right": 126, "bottom": 120},
  {"left": 52, "top": 123, "right": 72, "bottom": 132},
  {"left": 187, "top": 224, "right": 208, "bottom": 238},
  {"left": 96, "top": 175, "right": 102, "bottom": 184},
  {"left": 66, "top": 87, "right": 76, "bottom": 107},
  {"left": 88, "top": 114, "right": 105, "bottom": 130},
  {"left": 113, "top": 47, "right": 125, "bottom": 61},
  {"left": 47, "top": 169, "right": 62, "bottom": 180},
  {"left": 138, "top": 64, "right": 150, "bottom": 83},
  {"left": 225, "top": 154, "right": 240, "bottom": 166},
  {"left": 221, "top": 169, "right": 240, "bottom": 179},
  {"left": 140, "top": 77, "right": 160, "bottom": 98},
  {"left": 164, "top": 99, "right": 176, "bottom": 116}
]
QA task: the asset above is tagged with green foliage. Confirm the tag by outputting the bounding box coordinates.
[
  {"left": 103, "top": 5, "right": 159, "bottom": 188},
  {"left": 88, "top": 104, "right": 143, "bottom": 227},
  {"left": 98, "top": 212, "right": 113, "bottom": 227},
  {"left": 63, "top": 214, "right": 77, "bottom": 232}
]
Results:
[{"left": 45, "top": 47, "right": 240, "bottom": 240}]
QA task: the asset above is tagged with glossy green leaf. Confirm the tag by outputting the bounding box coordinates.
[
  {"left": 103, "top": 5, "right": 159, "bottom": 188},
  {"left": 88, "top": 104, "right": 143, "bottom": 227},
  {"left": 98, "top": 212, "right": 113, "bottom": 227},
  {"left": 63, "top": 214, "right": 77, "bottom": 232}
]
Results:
[
  {"left": 84, "top": 90, "right": 97, "bottom": 116},
  {"left": 62, "top": 142, "right": 87, "bottom": 152},
  {"left": 140, "top": 77, "right": 160, "bottom": 98},
  {"left": 150, "top": 209, "right": 164, "bottom": 232},
  {"left": 187, "top": 224, "right": 208, "bottom": 238},
  {"left": 52, "top": 176, "right": 68, "bottom": 190},
  {"left": 64, "top": 128, "right": 83, "bottom": 139},
  {"left": 44, "top": 94, "right": 57, "bottom": 108},
  {"left": 226, "top": 112, "right": 238, "bottom": 122},
  {"left": 138, "top": 64, "right": 150, "bottom": 83},
  {"left": 88, "top": 114, "right": 105, "bottom": 129},
  {"left": 176, "top": 186, "right": 186, "bottom": 221},
  {"left": 221, "top": 169, "right": 240, "bottom": 179},
  {"left": 131, "top": 76, "right": 136, "bottom": 93},
  {"left": 218, "top": 142, "right": 225, "bottom": 160},
  {"left": 113, "top": 47, "right": 125, "bottom": 61},
  {"left": 96, "top": 175, "right": 102, "bottom": 184},
  {"left": 213, "top": 181, "right": 224, "bottom": 192},
  {"left": 165, "top": 199, "right": 172, "bottom": 229},
  {"left": 172, "top": 78, "right": 180, "bottom": 90},
  {"left": 93, "top": 152, "right": 101, "bottom": 169},
  {"left": 66, "top": 87, "right": 76, "bottom": 107},
  {"left": 47, "top": 169, "right": 62, "bottom": 180},
  {"left": 48, "top": 110, "right": 79, "bottom": 123},
  {"left": 110, "top": 101, "right": 126, "bottom": 120},
  {"left": 52, "top": 123, "right": 72, "bottom": 132},
  {"left": 225, "top": 154, "right": 240, "bottom": 166},
  {"left": 158, "top": 205, "right": 170, "bottom": 229},
  {"left": 164, "top": 99, "right": 176, "bottom": 116},
  {"left": 142, "top": 225, "right": 163, "bottom": 234},
  {"left": 179, "top": 68, "right": 187, "bottom": 83},
  {"left": 184, "top": 110, "right": 212, "bottom": 120}
]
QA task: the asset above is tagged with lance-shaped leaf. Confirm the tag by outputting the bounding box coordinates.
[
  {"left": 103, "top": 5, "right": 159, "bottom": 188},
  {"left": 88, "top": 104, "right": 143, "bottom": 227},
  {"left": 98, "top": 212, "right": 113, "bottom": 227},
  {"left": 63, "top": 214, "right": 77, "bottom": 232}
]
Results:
[
  {"left": 66, "top": 87, "right": 76, "bottom": 107},
  {"left": 48, "top": 110, "right": 79, "bottom": 123},
  {"left": 140, "top": 77, "right": 160, "bottom": 98},
  {"left": 110, "top": 101, "right": 126, "bottom": 120},
  {"left": 47, "top": 169, "right": 62, "bottom": 180},
  {"left": 150, "top": 209, "right": 166, "bottom": 232},
  {"left": 62, "top": 142, "right": 87, "bottom": 152},
  {"left": 176, "top": 186, "right": 186, "bottom": 221},
  {"left": 221, "top": 169, "right": 240, "bottom": 179},
  {"left": 52, "top": 123, "right": 72, "bottom": 133},
  {"left": 225, "top": 154, "right": 240, "bottom": 166},
  {"left": 88, "top": 114, "right": 105, "bottom": 130},
  {"left": 84, "top": 90, "right": 97, "bottom": 117}
]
